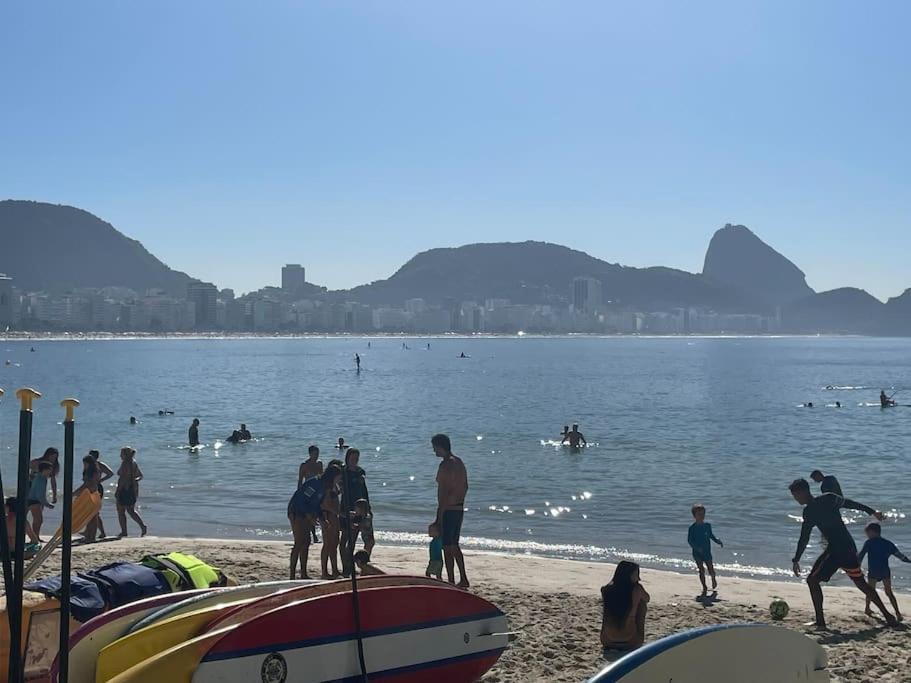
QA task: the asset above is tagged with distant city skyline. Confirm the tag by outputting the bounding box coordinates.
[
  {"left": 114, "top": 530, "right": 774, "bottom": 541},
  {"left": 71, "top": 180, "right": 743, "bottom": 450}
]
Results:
[{"left": 2, "top": 2, "right": 909, "bottom": 299}]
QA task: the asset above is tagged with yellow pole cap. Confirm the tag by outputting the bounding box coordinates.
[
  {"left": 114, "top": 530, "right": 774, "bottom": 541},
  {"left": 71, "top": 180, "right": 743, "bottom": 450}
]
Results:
[
  {"left": 16, "top": 387, "right": 42, "bottom": 411},
  {"left": 61, "top": 398, "right": 80, "bottom": 422}
]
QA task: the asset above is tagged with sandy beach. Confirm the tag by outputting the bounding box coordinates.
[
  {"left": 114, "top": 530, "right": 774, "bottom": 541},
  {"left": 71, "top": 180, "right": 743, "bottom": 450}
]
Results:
[{"left": 41, "top": 536, "right": 910, "bottom": 682}]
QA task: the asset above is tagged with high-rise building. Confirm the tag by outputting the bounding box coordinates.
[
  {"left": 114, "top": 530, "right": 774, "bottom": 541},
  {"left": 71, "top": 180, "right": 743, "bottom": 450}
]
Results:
[
  {"left": 187, "top": 281, "right": 218, "bottom": 328},
  {"left": 0, "top": 274, "right": 12, "bottom": 327},
  {"left": 281, "top": 264, "right": 306, "bottom": 294},
  {"left": 572, "top": 277, "right": 602, "bottom": 314}
]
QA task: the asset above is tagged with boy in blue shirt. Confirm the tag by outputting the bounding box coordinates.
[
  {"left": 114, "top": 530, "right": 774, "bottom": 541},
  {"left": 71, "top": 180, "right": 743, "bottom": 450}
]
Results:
[
  {"left": 426, "top": 522, "right": 444, "bottom": 580},
  {"left": 859, "top": 522, "right": 910, "bottom": 621},
  {"left": 688, "top": 504, "right": 723, "bottom": 593}
]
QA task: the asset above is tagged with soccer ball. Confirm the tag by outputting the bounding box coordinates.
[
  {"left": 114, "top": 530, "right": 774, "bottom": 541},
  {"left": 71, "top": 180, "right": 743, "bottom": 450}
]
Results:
[{"left": 769, "top": 599, "right": 790, "bottom": 621}]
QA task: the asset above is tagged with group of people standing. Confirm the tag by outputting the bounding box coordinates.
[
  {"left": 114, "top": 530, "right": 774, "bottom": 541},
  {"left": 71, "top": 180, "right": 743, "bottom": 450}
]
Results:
[
  {"left": 286, "top": 433, "right": 471, "bottom": 589},
  {"left": 4, "top": 445, "right": 148, "bottom": 554},
  {"left": 287, "top": 439, "right": 372, "bottom": 580}
]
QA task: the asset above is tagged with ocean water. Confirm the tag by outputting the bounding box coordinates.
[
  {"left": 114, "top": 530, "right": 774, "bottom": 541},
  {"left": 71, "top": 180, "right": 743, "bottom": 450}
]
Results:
[{"left": 1, "top": 336, "right": 909, "bottom": 588}]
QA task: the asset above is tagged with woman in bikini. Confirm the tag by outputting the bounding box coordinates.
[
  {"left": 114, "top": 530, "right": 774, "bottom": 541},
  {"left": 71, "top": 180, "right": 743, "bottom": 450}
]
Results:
[{"left": 115, "top": 447, "right": 148, "bottom": 537}]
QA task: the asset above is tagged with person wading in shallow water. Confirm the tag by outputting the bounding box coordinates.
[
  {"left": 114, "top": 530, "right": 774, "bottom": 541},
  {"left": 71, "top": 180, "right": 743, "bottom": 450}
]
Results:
[
  {"left": 789, "top": 478, "right": 895, "bottom": 629},
  {"left": 189, "top": 418, "right": 200, "bottom": 447},
  {"left": 432, "top": 433, "right": 469, "bottom": 588}
]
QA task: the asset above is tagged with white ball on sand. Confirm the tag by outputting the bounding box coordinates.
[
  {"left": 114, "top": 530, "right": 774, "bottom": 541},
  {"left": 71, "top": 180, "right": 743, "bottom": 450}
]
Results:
[{"left": 769, "top": 599, "right": 790, "bottom": 621}]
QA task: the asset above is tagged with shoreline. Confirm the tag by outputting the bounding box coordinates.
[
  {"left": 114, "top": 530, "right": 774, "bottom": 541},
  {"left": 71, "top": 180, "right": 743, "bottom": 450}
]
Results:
[
  {"left": 0, "top": 332, "right": 872, "bottom": 341},
  {"left": 49, "top": 536, "right": 910, "bottom": 682}
]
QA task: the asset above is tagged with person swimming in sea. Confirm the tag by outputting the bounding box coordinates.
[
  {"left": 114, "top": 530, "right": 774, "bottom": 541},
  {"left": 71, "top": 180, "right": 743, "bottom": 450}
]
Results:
[
  {"left": 189, "top": 418, "right": 200, "bottom": 447},
  {"left": 880, "top": 390, "right": 896, "bottom": 408},
  {"left": 562, "top": 424, "right": 587, "bottom": 448}
]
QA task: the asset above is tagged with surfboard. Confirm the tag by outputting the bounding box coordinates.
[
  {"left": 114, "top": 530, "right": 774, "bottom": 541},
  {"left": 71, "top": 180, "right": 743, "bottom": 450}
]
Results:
[
  {"left": 127, "top": 580, "right": 314, "bottom": 634},
  {"left": 206, "top": 576, "right": 443, "bottom": 632},
  {"left": 588, "top": 624, "right": 828, "bottom": 682},
  {"left": 192, "top": 584, "right": 508, "bottom": 683},
  {"left": 104, "top": 577, "right": 443, "bottom": 681},
  {"left": 23, "top": 489, "right": 102, "bottom": 582},
  {"left": 57, "top": 588, "right": 213, "bottom": 683},
  {"left": 96, "top": 597, "right": 253, "bottom": 682},
  {"left": 110, "top": 584, "right": 508, "bottom": 683}
]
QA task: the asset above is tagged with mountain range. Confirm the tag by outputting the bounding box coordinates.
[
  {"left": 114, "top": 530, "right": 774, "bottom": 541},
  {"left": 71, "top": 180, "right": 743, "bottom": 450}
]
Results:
[{"left": 2, "top": 199, "right": 910, "bottom": 334}]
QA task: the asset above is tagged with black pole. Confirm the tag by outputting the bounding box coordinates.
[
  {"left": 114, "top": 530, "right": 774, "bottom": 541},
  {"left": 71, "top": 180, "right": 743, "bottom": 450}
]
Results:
[
  {"left": 58, "top": 398, "right": 79, "bottom": 683},
  {"left": 0, "top": 388, "right": 15, "bottom": 599},
  {"left": 10, "top": 388, "right": 40, "bottom": 683},
  {"left": 342, "top": 463, "right": 369, "bottom": 682}
]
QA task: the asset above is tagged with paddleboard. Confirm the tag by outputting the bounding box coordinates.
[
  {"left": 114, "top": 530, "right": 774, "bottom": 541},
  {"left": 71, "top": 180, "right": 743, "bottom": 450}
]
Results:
[
  {"left": 192, "top": 584, "right": 508, "bottom": 683},
  {"left": 56, "top": 588, "right": 213, "bottom": 683},
  {"left": 588, "top": 623, "right": 828, "bottom": 682},
  {"left": 110, "top": 583, "right": 508, "bottom": 683},
  {"left": 127, "top": 580, "right": 314, "bottom": 634},
  {"left": 206, "top": 576, "right": 443, "bottom": 632},
  {"left": 96, "top": 598, "right": 253, "bottom": 682}
]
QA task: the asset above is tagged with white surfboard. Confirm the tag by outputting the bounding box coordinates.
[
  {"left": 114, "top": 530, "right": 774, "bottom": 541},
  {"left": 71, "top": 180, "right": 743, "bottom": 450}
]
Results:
[{"left": 589, "top": 624, "right": 828, "bottom": 682}]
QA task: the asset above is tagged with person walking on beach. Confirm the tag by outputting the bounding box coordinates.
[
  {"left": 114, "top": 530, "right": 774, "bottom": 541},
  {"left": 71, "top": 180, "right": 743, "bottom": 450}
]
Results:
[
  {"left": 687, "top": 504, "right": 723, "bottom": 594},
  {"left": 601, "top": 560, "right": 650, "bottom": 651},
  {"left": 433, "top": 433, "right": 469, "bottom": 588},
  {"left": 189, "top": 418, "right": 200, "bottom": 448},
  {"left": 788, "top": 478, "right": 895, "bottom": 628},
  {"left": 859, "top": 522, "right": 911, "bottom": 621},
  {"left": 115, "top": 447, "right": 148, "bottom": 537},
  {"left": 87, "top": 449, "right": 114, "bottom": 539},
  {"left": 77, "top": 455, "right": 102, "bottom": 541},
  {"left": 561, "top": 424, "right": 587, "bottom": 449},
  {"left": 340, "top": 448, "right": 370, "bottom": 576},
  {"left": 810, "top": 470, "right": 842, "bottom": 496}
]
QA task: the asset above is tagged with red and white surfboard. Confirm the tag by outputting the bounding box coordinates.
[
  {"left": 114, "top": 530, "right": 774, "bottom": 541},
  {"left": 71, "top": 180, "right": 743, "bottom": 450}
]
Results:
[{"left": 193, "top": 584, "right": 509, "bottom": 683}]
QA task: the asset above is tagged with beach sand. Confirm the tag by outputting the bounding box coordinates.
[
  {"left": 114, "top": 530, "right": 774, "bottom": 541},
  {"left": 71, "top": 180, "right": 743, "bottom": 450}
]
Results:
[{"left": 51, "top": 537, "right": 909, "bottom": 682}]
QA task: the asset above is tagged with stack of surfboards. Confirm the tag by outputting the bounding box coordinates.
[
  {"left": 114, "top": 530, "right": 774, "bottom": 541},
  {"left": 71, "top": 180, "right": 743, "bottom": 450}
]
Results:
[{"left": 55, "top": 576, "right": 509, "bottom": 683}]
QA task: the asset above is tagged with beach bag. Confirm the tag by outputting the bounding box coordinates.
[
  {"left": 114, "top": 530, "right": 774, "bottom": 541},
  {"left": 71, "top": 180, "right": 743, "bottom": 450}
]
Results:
[
  {"left": 140, "top": 552, "right": 224, "bottom": 591},
  {"left": 289, "top": 479, "right": 323, "bottom": 517},
  {"left": 24, "top": 575, "right": 106, "bottom": 622},
  {"left": 80, "top": 561, "right": 171, "bottom": 609}
]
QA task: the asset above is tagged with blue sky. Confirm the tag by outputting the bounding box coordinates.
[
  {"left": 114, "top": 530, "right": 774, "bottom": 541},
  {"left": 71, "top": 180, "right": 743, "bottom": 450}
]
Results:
[{"left": 2, "top": 1, "right": 909, "bottom": 299}]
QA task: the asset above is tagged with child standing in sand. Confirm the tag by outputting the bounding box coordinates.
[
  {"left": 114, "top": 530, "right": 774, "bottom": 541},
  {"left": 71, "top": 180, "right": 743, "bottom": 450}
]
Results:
[
  {"left": 115, "top": 447, "right": 148, "bottom": 538},
  {"left": 859, "top": 522, "right": 911, "bottom": 621},
  {"left": 426, "top": 523, "right": 444, "bottom": 580},
  {"left": 688, "top": 504, "right": 723, "bottom": 593}
]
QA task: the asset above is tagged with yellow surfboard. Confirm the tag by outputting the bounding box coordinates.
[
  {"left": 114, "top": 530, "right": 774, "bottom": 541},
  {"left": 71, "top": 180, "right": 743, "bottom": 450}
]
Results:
[
  {"left": 106, "top": 628, "right": 230, "bottom": 683},
  {"left": 96, "top": 599, "right": 252, "bottom": 682}
]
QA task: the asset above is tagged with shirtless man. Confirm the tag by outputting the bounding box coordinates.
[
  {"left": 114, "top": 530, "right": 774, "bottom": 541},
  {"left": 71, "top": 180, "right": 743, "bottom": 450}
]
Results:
[
  {"left": 561, "top": 423, "right": 587, "bottom": 449},
  {"left": 433, "top": 433, "right": 469, "bottom": 588}
]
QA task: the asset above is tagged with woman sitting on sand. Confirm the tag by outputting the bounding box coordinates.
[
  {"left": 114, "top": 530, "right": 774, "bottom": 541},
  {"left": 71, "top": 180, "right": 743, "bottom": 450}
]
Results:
[{"left": 600, "top": 560, "right": 650, "bottom": 652}]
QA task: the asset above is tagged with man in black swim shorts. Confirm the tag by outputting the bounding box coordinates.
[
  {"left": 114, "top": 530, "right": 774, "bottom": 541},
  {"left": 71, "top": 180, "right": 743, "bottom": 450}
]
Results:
[
  {"left": 433, "top": 433, "right": 469, "bottom": 588},
  {"left": 789, "top": 478, "right": 896, "bottom": 629}
]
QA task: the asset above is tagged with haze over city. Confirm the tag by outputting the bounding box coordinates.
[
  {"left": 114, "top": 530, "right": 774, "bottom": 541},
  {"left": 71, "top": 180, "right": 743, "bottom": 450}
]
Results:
[{"left": 3, "top": 1, "right": 910, "bottom": 299}]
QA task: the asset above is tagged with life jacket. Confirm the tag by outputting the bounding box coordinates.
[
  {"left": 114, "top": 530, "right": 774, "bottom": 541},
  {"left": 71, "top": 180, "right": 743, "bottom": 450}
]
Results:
[
  {"left": 80, "top": 561, "right": 171, "bottom": 609},
  {"left": 140, "top": 552, "right": 225, "bottom": 591},
  {"left": 289, "top": 479, "right": 324, "bottom": 517}
]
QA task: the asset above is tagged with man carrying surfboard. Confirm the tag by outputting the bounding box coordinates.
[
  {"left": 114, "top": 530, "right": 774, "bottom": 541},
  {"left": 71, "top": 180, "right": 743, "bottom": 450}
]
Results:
[
  {"left": 433, "top": 433, "right": 470, "bottom": 588},
  {"left": 788, "top": 478, "right": 896, "bottom": 629}
]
